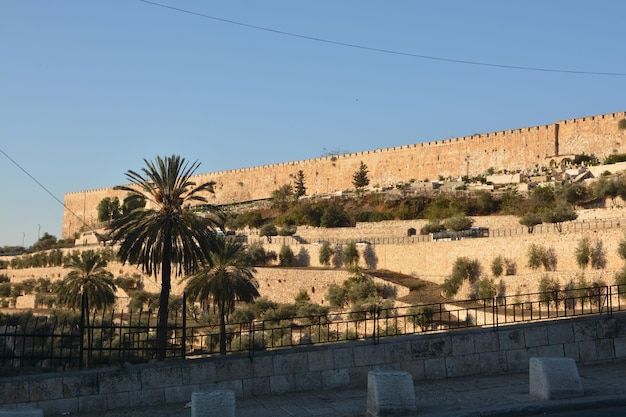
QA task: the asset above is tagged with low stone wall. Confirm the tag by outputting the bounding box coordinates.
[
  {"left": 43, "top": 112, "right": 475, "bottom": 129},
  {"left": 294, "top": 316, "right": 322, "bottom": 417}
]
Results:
[{"left": 2, "top": 313, "right": 626, "bottom": 415}]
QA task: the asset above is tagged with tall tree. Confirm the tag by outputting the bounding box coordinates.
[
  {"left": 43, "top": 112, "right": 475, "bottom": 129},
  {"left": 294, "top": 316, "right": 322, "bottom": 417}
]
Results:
[
  {"left": 109, "top": 155, "right": 221, "bottom": 360},
  {"left": 57, "top": 250, "right": 117, "bottom": 367},
  {"left": 352, "top": 161, "right": 370, "bottom": 194},
  {"left": 97, "top": 197, "right": 121, "bottom": 222},
  {"left": 183, "top": 237, "right": 259, "bottom": 355},
  {"left": 294, "top": 170, "right": 306, "bottom": 198},
  {"left": 57, "top": 250, "right": 117, "bottom": 318}
]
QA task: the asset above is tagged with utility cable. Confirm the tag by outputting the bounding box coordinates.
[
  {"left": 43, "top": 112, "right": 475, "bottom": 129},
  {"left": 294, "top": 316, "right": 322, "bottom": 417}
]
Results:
[
  {"left": 0, "top": 147, "right": 94, "bottom": 242},
  {"left": 138, "top": 0, "right": 626, "bottom": 77}
]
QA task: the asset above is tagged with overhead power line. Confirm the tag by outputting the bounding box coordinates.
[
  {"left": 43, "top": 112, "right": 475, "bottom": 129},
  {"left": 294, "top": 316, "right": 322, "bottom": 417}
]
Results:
[
  {"left": 0, "top": 148, "right": 93, "bottom": 240},
  {"left": 138, "top": 0, "right": 626, "bottom": 77}
]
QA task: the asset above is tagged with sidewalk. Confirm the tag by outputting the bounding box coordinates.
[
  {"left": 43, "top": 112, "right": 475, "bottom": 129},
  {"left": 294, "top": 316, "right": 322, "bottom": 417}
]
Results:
[{"left": 68, "top": 360, "right": 626, "bottom": 417}]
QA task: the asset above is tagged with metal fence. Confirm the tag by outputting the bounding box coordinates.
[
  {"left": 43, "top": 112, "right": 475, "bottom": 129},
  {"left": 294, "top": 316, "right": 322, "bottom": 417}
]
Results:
[{"left": 2, "top": 284, "right": 625, "bottom": 374}]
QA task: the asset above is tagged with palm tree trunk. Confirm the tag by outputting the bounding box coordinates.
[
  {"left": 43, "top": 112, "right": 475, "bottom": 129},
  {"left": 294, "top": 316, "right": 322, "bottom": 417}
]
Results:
[
  {"left": 219, "top": 308, "right": 227, "bottom": 355},
  {"left": 156, "top": 231, "right": 172, "bottom": 361}
]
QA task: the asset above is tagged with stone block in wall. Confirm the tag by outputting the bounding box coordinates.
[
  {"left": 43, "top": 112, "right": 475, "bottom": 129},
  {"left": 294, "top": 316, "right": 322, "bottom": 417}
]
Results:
[
  {"left": 182, "top": 360, "right": 217, "bottom": 385},
  {"left": 536, "top": 344, "right": 565, "bottom": 358},
  {"left": 613, "top": 337, "right": 626, "bottom": 358},
  {"left": 384, "top": 340, "right": 412, "bottom": 364},
  {"left": 479, "top": 351, "right": 508, "bottom": 374},
  {"left": 215, "top": 380, "right": 243, "bottom": 397},
  {"left": 269, "top": 374, "right": 295, "bottom": 394},
  {"left": 401, "top": 359, "right": 425, "bottom": 381},
  {"left": 78, "top": 395, "right": 107, "bottom": 413},
  {"left": 451, "top": 334, "right": 475, "bottom": 356},
  {"left": 242, "top": 377, "right": 270, "bottom": 396},
  {"left": 595, "top": 338, "right": 615, "bottom": 361},
  {"left": 411, "top": 337, "right": 452, "bottom": 359},
  {"left": 573, "top": 320, "right": 600, "bottom": 341},
  {"left": 474, "top": 331, "right": 499, "bottom": 353},
  {"left": 445, "top": 354, "right": 481, "bottom": 378},
  {"left": 308, "top": 349, "right": 334, "bottom": 372},
  {"left": 424, "top": 358, "right": 446, "bottom": 380},
  {"left": 322, "top": 368, "right": 350, "bottom": 390},
  {"left": 564, "top": 342, "right": 580, "bottom": 362},
  {"left": 349, "top": 365, "right": 373, "bottom": 387},
  {"left": 333, "top": 346, "right": 355, "bottom": 368},
  {"left": 136, "top": 387, "right": 165, "bottom": 406},
  {"left": 29, "top": 376, "right": 63, "bottom": 401},
  {"left": 251, "top": 355, "right": 273, "bottom": 378},
  {"left": 506, "top": 347, "right": 538, "bottom": 371},
  {"left": 141, "top": 365, "right": 182, "bottom": 389},
  {"left": 98, "top": 369, "right": 141, "bottom": 394},
  {"left": 353, "top": 344, "right": 386, "bottom": 367},
  {"left": 273, "top": 352, "right": 308, "bottom": 375},
  {"left": 63, "top": 372, "right": 98, "bottom": 397},
  {"left": 164, "top": 385, "right": 198, "bottom": 404},
  {"left": 216, "top": 357, "right": 254, "bottom": 381},
  {"left": 0, "top": 379, "right": 29, "bottom": 404},
  {"left": 294, "top": 371, "right": 323, "bottom": 391},
  {"left": 524, "top": 326, "right": 549, "bottom": 348},
  {"left": 547, "top": 323, "right": 575, "bottom": 345},
  {"left": 499, "top": 329, "right": 525, "bottom": 350},
  {"left": 106, "top": 392, "right": 130, "bottom": 409}
]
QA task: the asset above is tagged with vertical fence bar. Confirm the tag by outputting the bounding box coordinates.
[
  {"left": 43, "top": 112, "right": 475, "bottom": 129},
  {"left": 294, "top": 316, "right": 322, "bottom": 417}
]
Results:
[
  {"left": 182, "top": 292, "right": 187, "bottom": 359},
  {"left": 79, "top": 291, "right": 86, "bottom": 370}
]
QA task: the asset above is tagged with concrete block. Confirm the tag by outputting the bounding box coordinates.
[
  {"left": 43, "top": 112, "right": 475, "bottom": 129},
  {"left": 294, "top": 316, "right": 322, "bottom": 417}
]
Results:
[
  {"left": 367, "top": 371, "right": 417, "bottom": 417},
  {"left": 272, "top": 352, "right": 308, "bottom": 375},
  {"left": 0, "top": 409, "right": 43, "bottom": 417},
  {"left": 308, "top": 349, "right": 335, "bottom": 372},
  {"left": 191, "top": 390, "right": 235, "bottom": 417},
  {"left": 451, "top": 334, "right": 475, "bottom": 356},
  {"left": 321, "top": 368, "right": 350, "bottom": 390},
  {"left": 529, "top": 357, "right": 583, "bottom": 400}
]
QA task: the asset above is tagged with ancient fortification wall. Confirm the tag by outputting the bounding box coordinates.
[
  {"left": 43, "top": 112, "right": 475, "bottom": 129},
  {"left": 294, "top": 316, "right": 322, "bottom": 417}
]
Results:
[{"left": 62, "top": 112, "right": 626, "bottom": 239}]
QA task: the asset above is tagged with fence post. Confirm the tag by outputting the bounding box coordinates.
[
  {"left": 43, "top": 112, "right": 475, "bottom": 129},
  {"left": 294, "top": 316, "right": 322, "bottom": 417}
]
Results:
[
  {"left": 182, "top": 291, "right": 187, "bottom": 359},
  {"left": 79, "top": 291, "right": 86, "bottom": 370}
]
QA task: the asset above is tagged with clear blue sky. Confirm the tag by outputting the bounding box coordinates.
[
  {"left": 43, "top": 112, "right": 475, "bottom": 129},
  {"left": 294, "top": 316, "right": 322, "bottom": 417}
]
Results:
[{"left": 1, "top": 0, "right": 625, "bottom": 248}]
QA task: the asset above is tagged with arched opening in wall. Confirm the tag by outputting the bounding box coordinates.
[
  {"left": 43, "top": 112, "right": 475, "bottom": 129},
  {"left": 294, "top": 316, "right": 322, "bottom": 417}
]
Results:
[
  {"left": 407, "top": 228, "right": 416, "bottom": 237},
  {"left": 549, "top": 159, "right": 557, "bottom": 168}
]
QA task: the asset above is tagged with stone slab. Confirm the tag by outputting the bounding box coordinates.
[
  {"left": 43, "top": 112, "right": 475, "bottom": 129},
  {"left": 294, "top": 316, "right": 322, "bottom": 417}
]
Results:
[
  {"left": 191, "top": 390, "right": 235, "bottom": 417},
  {"left": 529, "top": 357, "right": 583, "bottom": 400},
  {"left": 367, "top": 371, "right": 416, "bottom": 417}
]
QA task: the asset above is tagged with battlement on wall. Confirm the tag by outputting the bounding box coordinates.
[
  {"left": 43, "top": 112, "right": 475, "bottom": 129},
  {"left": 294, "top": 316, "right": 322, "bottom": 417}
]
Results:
[{"left": 62, "top": 111, "right": 626, "bottom": 239}]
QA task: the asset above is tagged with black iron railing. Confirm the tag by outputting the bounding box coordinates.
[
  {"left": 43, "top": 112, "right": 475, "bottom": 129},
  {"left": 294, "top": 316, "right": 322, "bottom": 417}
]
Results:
[{"left": 1, "top": 284, "right": 625, "bottom": 374}]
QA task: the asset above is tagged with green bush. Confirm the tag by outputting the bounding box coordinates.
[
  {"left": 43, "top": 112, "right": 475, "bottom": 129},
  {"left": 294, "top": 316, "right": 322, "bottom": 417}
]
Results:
[
  {"left": 477, "top": 277, "right": 496, "bottom": 300},
  {"left": 407, "top": 304, "right": 435, "bottom": 331},
  {"left": 491, "top": 256, "right": 504, "bottom": 277},
  {"left": 443, "top": 214, "right": 474, "bottom": 232},
  {"left": 420, "top": 221, "right": 445, "bottom": 235},
  {"left": 318, "top": 241, "right": 334, "bottom": 266},
  {"left": 279, "top": 245, "right": 294, "bottom": 266},
  {"left": 538, "top": 275, "right": 561, "bottom": 306}
]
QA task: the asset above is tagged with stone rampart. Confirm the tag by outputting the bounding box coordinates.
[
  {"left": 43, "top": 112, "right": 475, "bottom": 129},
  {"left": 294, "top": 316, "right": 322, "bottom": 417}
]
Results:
[
  {"left": 62, "top": 112, "right": 626, "bottom": 239},
  {"left": 2, "top": 313, "right": 626, "bottom": 415}
]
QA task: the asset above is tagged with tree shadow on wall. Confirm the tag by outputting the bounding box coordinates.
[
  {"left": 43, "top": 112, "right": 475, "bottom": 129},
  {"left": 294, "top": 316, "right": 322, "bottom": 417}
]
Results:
[{"left": 363, "top": 245, "right": 378, "bottom": 269}]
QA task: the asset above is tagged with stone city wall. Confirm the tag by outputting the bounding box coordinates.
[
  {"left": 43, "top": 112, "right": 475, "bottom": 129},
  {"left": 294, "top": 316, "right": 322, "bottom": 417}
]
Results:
[
  {"left": 2, "top": 313, "right": 626, "bottom": 415},
  {"left": 62, "top": 112, "right": 626, "bottom": 239}
]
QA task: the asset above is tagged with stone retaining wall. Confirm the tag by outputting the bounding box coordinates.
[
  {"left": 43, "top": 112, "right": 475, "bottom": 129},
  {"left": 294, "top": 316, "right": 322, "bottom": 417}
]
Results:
[{"left": 2, "top": 313, "right": 626, "bottom": 415}]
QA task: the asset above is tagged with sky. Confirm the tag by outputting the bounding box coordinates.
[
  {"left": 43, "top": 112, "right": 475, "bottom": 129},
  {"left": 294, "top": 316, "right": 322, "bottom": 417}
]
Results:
[{"left": 1, "top": 0, "right": 625, "bottom": 248}]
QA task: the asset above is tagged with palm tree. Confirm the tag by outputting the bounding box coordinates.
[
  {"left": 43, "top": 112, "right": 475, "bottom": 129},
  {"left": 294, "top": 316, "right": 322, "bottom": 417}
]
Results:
[
  {"left": 183, "top": 237, "right": 260, "bottom": 355},
  {"left": 56, "top": 249, "right": 117, "bottom": 368},
  {"left": 56, "top": 249, "right": 117, "bottom": 325},
  {"left": 109, "top": 155, "right": 222, "bottom": 360}
]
